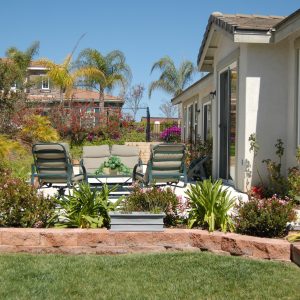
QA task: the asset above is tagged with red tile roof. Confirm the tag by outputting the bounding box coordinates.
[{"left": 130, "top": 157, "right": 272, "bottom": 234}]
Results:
[{"left": 70, "top": 89, "right": 122, "bottom": 102}]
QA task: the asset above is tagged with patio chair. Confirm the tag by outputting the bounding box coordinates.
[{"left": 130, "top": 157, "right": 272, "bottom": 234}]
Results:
[
  {"left": 31, "top": 143, "right": 84, "bottom": 192},
  {"left": 132, "top": 143, "right": 187, "bottom": 187}
]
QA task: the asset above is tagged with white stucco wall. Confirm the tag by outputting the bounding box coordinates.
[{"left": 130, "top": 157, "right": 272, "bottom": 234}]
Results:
[
  {"left": 211, "top": 31, "right": 295, "bottom": 192},
  {"left": 242, "top": 42, "right": 289, "bottom": 190},
  {"left": 286, "top": 32, "right": 300, "bottom": 169}
]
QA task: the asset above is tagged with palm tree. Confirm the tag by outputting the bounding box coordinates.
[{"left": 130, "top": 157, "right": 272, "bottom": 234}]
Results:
[
  {"left": 76, "top": 48, "right": 131, "bottom": 112},
  {"left": 38, "top": 54, "right": 100, "bottom": 103},
  {"left": 6, "top": 41, "right": 40, "bottom": 90},
  {"left": 149, "top": 56, "right": 195, "bottom": 98}
]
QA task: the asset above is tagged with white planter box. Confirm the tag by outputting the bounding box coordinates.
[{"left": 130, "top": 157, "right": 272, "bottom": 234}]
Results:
[{"left": 109, "top": 212, "right": 165, "bottom": 232}]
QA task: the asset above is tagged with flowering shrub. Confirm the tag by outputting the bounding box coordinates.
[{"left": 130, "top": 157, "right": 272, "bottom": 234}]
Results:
[
  {"left": 249, "top": 186, "right": 265, "bottom": 199},
  {"left": 160, "top": 125, "right": 181, "bottom": 143},
  {"left": 234, "top": 195, "right": 296, "bottom": 238},
  {"left": 0, "top": 163, "right": 55, "bottom": 227},
  {"left": 120, "top": 185, "right": 187, "bottom": 226}
]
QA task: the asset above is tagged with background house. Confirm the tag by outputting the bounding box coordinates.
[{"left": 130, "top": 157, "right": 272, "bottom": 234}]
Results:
[
  {"left": 27, "top": 62, "right": 124, "bottom": 107},
  {"left": 176, "top": 9, "right": 300, "bottom": 192}
]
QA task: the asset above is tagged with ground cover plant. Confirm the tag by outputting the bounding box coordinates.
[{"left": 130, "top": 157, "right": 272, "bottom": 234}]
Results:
[{"left": 0, "top": 252, "right": 299, "bottom": 299}]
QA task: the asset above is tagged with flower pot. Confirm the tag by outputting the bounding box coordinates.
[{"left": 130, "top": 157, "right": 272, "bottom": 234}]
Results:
[
  {"left": 103, "top": 168, "right": 118, "bottom": 175},
  {"left": 109, "top": 212, "right": 165, "bottom": 232}
]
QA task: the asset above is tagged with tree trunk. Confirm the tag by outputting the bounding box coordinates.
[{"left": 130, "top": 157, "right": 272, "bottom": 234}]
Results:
[{"left": 99, "top": 88, "right": 105, "bottom": 124}]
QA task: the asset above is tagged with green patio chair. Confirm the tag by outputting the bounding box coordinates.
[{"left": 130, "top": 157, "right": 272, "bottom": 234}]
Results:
[
  {"left": 133, "top": 143, "right": 187, "bottom": 187},
  {"left": 31, "top": 143, "right": 84, "bottom": 191}
]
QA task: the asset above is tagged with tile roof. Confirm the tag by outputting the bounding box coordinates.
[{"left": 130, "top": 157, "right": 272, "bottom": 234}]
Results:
[
  {"left": 211, "top": 12, "right": 284, "bottom": 32},
  {"left": 70, "top": 89, "right": 123, "bottom": 102},
  {"left": 197, "top": 12, "right": 285, "bottom": 65}
]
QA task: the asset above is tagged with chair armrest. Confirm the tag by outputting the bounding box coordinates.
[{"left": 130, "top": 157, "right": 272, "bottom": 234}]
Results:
[
  {"left": 132, "top": 163, "right": 147, "bottom": 181},
  {"left": 80, "top": 159, "right": 87, "bottom": 181}
]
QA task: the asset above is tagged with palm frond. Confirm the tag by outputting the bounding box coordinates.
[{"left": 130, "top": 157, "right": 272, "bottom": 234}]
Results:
[
  {"left": 148, "top": 80, "right": 176, "bottom": 98},
  {"left": 150, "top": 56, "right": 175, "bottom": 74}
]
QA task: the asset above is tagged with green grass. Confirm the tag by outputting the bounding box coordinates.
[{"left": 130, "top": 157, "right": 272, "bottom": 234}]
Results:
[
  {"left": 9, "top": 150, "right": 33, "bottom": 180},
  {"left": 0, "top": 252, "right": 299, "bottom": 299}
]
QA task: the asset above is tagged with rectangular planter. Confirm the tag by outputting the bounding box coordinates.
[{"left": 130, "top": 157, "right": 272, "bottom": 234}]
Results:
[{"left": 109, "top": 212, "right": 165, "bottom": 232}]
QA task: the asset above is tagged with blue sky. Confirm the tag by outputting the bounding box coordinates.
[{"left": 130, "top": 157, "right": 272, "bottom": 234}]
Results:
[{"left": 0, "top": 0, "right": 299, "bottom": 119}]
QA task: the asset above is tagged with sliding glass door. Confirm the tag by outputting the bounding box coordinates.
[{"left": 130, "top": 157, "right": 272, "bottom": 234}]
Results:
[{"left": 219, "top": 64, "right": 237, "bottom": 182}]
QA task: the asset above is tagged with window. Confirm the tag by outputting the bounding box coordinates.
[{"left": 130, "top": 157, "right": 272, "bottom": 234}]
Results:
[
  {"left": 203, "top": 102, "right": 212, "bottom": 141},
  {"left": 10, "top": 82, "right": 17, "bottom": 91},
  {"left": 42, "top": 77, "right": 49, "bottom": 90}
]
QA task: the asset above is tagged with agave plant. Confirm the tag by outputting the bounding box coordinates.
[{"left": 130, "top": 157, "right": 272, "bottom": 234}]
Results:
[
  {"left": 186, "top": 179, "right": 236, "bottom": 232},
  {"left": 51, "top": 183, "right": 118, "bottom": 228}
]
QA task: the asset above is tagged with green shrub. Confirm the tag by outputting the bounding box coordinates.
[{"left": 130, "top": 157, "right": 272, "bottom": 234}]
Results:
[
  {"left": 0, "top": 173, "right": 55, "bottom": 227},
  {"left": 287, "top": 167, "right": 300, "bottom": 202},
  {"left": 120, "top": 185, "right": 179, "bottom": 226},
  {"left": 52, "top": 183, "right": 117, "bottom": 228},
  {"left": 186, "top": 179, "right": 235, "bottom": 232},
  {"left": 234, "top": 196, "right": 296, "bottom": 238}
]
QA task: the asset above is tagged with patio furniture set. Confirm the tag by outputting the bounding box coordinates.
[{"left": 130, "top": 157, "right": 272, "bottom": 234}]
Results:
[{"left": 31, "top": 142, "right": 188, "bottom": 193}]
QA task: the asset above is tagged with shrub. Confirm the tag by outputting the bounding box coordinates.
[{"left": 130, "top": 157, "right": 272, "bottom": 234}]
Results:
[
  {"left": 0, "top": 134, "right": 25, "bottom": 160},
  {"left": 186, "top": 179, "right": 236, "bottom": 232},
  {"left": 120, "top": 185, "right": 181, "bottom": 226},
  {"left": 52, "top": 183, "right": 117, "bottom": 228},
  {"left": 160, "top": 125, "right": 181, "bottom": 143},
  {"left": 20, "top": 114, "right": 59, "bottom": 144},
  {"left": 0, "top": 173, "right": 55, "bottom": 227},
  {"left": 287, "top": 167, "right": 300, "bottom": 202},
  {"left": 234, "top": 195, "right": 296, "bottom": 238}
]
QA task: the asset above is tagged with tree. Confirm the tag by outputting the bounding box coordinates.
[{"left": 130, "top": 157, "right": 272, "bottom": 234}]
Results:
[
  {"left": 76, "top": 49, "right": 132, "bottom": 112},
  {"left": 0, "top": 42, "right": 40, "bottom": 133},
  {"left": 149, "top": 56, "right": 195, "bottom": 98},
  {"left": 6, "top": 41, "right": 40, "bottom": 89},
  {"left": 159, "top": 100, "right": 178, "bottom": 119},
  {"left": 124, "top": 84, "right": 145, "bottom": 120},
  {"left": 38, "top": 55, "right": 99, "bottom": 103}
]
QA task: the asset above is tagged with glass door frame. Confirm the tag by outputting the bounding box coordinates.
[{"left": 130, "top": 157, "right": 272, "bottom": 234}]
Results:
[{"left": 217, "top": 61, "right": 238, "bottom": 185}]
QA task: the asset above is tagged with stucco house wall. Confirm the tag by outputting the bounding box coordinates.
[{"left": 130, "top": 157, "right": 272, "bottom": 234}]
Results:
[{"left": 173, "top": 10, "right": 300, "bottom": 192}]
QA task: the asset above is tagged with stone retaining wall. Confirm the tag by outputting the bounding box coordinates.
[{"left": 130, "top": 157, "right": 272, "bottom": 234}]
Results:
[
  {"left": 0, "top": 228, "right": 292, "bottom": 261},
  {"left": 291, "top": 243, "right": 300, "bottom": 267}
]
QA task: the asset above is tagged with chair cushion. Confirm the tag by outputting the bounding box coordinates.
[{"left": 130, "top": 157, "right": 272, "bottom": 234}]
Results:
[
  {"left": 83, "top": 145, "right": 110, "bottom": 158},
  {"left": 111, "top": 145, "right": 140, "bottom": 169},
  {"left": 111, "top": 145, "right": 139, "bottom": 157}
]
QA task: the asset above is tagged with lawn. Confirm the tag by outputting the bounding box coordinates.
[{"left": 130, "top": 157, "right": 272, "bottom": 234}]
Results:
[{"left": 0, "top": 252, "right": 299, "bottom": 299}]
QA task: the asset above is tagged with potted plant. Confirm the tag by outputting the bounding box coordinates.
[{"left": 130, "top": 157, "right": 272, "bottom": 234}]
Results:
[
  {"left": 109, "top": 185, "right": 179, "bottom": 232},
  {"left": 95, "top": 156, "right": 131, "bottom": 176}
]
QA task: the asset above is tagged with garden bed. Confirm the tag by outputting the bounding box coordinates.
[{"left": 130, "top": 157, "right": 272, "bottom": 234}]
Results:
[{"left": 0, "top": 228, "right": 294, "bottom": 262}]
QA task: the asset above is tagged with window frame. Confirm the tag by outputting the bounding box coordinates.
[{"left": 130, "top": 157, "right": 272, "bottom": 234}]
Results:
[
  {"left": 41, "top": 77, "right": 50, "bottom": 90},
  {"left": 203, "top": 100, "right": 212, "bottom": 141}
]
